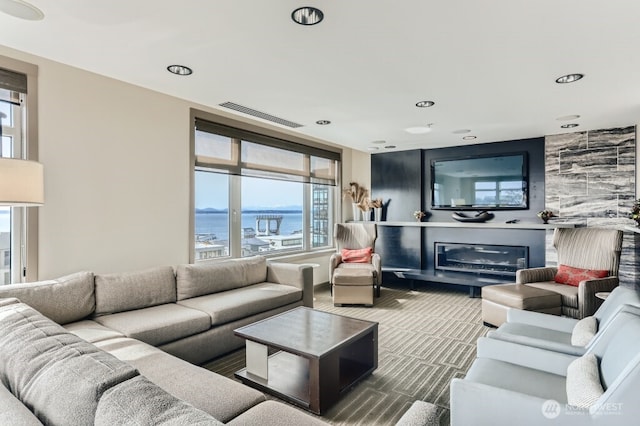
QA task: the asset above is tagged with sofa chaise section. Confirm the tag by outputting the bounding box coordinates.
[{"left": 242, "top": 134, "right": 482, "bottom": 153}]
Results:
[
  {"left": 95, "top": 336, "right": 266, "bottom": 423},
  {"left": 0, "top": 301, "right": 139, "bottom": 425}
]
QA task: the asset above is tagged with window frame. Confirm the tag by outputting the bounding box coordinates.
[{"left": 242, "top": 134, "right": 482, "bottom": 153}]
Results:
[
  {"left": 0, "top": 55, "right": 39, "bottom": 283},
  {"left": 189, "top": 109, "right": 341, "bottom": 262}
]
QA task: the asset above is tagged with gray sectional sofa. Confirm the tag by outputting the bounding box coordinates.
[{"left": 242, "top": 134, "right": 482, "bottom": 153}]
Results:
[{"left": 0, "top": 256, "right": 328, "bottom": 425}]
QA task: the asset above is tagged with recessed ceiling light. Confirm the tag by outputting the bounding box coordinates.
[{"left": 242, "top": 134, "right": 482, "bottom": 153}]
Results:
[
  {"left": 415, "top": 100, "right": 435, "bottom": 108},
  {"left": 556, "top": 115, "right": 581, "bottom": 121},
  {"left": 167, "top": 65, "right": 193, "bottom": 76},
  {"left": 316, "top": 120, "right": 331, "bottom": 125},
  {"left": 0, "top": 0, "right": 44, "bottom": 20},
  {"left": 561, "top": 123, "right": 579, "bottom": 129},
  {"left": 452, "top": 129, "right": 471, "bottom": 134},
  {"left": 555, "top": 74, "right": 584, "bottom": 84},
  {"left": 462, "top": 136, "right": 477, "bottom": 140},
  {"left": 372, "top": 140, "right": 386, "bottom": 145},
  {"left": 367, "top": 147, "right": 379, "bottom": 151},
  {"left": 291, "top": 7, "right": 324, "bottom": 25},
  {"left": 405, "top": 125, "right": 432, "bottom": 134},
  {"left": 384, "top": 145, "right": 396, "bottom": 149}
]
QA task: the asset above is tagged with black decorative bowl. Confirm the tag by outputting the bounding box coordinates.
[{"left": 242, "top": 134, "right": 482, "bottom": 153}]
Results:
[{"left": 451, "top": 211, "right": 495, "bottom": 223}]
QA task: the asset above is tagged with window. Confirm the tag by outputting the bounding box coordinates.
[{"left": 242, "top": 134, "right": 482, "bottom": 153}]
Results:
[
  {"left": 474, "top": 180, "right": 524, "bottom": 206},
  {"left": 192, "top": 116, "right": 339, "bottom": 261},
  {"left": 0, "top": 58, "right": 39, "bottom": 284}
]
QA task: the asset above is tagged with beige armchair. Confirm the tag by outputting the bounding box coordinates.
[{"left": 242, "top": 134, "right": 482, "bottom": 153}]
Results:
[
  {"left": 329, "top": 223, "right": 381, "bottom": 298},
  {"left": 516, "top": 227, "right": 623, "bottom": 319}
]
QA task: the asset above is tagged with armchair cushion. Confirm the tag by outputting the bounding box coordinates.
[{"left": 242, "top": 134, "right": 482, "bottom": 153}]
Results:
[
  {"left": 555, "top": 264, "right": 609, "bottom": 287},
  {"left": 341, "top": 247, "right": 373, "bottom": 263},
  {"left": 571, "top": 316, "right": 597, "bottom": 346},
  {"left": 566, "top": 354, "right": 604, "bottom": 408}
]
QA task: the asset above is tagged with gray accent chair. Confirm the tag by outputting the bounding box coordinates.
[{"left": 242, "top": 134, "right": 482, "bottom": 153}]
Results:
[
  {"left": 515, "top": 227, "right": 623, "bottom": 319},
  {"left": 451, "top": 305, "right": 640, "bottom": 425},
  {"left": 487, "top": 286, "right": 640, "bottom": 355},
  {"left": 329, "top": 223, "right": 381, "bottom": 297}
]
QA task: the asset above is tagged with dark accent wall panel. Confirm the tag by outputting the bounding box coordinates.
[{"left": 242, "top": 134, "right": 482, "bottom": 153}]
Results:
[
  {"left": 371, "top": 150, "right": 422, "bottom": 222},
  {"left": 423, "top": 137, "right": 545, "bottom": 223},
  {"left": 376, "top": 226, "right": 422, "bottom": 269}
]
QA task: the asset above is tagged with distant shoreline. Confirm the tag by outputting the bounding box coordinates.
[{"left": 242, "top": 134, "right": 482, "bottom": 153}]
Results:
[{"left": 195, "top": 209, "right": 302, "bottom": 214}]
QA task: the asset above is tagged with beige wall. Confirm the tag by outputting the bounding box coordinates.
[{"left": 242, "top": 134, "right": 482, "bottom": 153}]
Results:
[{"left": 0, "top": 45, "right": 359, "bottom": 280}]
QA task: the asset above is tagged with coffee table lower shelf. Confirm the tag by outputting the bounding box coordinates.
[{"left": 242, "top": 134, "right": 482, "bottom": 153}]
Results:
[{"left": 235, "top": 351, "right": 375, "bottom": 414}]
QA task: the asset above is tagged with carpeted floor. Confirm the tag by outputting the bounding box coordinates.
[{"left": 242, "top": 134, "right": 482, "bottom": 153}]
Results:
[{"left": 204, "top": 283, "right": 491, "bottom": 425}]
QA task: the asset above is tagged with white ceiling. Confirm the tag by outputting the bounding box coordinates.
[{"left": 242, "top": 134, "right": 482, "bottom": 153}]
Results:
[{"left": 1, "top": 1, "right": 640, "bottom": 153}]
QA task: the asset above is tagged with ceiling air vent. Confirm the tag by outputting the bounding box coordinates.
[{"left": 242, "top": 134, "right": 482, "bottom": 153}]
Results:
[{"left": 219, "top": 102, "right": 303, "bottom": 128}]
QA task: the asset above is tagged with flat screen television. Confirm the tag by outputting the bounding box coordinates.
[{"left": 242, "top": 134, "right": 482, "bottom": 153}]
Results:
[{"left": 431, "top": 152, "right": 528, "bottom": 210}]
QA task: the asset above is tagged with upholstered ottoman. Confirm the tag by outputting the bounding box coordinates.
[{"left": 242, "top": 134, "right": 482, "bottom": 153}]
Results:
[
  {"left": 481, "top": 284, "right": 562, "bottom": 327},
  {"left": 332, "top": 268, "right": 374, "bottom": 307}
]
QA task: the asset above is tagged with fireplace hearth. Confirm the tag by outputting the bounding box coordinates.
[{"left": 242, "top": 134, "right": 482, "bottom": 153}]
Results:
[{"left": 435, "top": 242, "right": 528, "bottom": 277}]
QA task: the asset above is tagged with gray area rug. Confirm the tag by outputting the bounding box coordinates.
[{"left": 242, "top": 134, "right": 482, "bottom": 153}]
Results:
[{"left": 204, "top": 283, "right": 490, "bottom": 425}]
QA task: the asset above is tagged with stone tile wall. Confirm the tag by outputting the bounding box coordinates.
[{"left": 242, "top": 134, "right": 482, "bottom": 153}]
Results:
[{"left": 545, "top": 125, "right": 638, "bottom": 288}]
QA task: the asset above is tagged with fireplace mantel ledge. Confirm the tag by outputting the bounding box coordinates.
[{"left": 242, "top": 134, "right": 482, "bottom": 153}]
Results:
[{"left": 352, "top": 221, "right": 581, "bottom": 230}]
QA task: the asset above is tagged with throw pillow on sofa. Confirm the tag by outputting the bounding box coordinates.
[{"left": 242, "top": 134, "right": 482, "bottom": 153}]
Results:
[
  {"left": 341, "top": 247, "right": 373, "bottom": 263},
  {"left": 554, "top": 264, "right": 608, "bottom": 287},
  {"left": 566, "top": 353, "right": 604, "bottom": 408},
  {"left": 571, "top": 316, "right": 598, "bottom": 346}
]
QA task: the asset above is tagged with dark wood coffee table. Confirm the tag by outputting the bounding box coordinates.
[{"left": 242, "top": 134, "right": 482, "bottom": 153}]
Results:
[{"left": 234, "top": 307, "right": 378, "bottom": 415}]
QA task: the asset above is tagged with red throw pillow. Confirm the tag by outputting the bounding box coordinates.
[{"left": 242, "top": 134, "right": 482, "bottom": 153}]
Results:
[
  {"left": 341, "top": 247, "right": 373, "bottom": 263},
  {"left": 554, "top": 264, "right": 609, "bottom": 287}
]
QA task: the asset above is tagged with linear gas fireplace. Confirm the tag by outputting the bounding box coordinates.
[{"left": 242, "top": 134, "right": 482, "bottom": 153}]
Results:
[{"left": 435, "top": 242, "right": 528, "bottom": 277}]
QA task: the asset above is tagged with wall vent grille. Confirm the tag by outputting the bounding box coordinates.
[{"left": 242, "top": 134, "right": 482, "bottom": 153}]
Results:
[{"left": 219, "top": 102, "right": 303, "bottom": 128}]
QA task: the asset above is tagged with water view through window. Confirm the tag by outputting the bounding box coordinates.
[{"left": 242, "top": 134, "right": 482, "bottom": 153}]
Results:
[{"left": 195, "top": 173, "right": 330, "bottom": 260}]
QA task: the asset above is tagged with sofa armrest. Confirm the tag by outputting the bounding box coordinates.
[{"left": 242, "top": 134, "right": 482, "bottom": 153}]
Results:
[
  {"left": 476, "top": 337, "right": 577, "bottom": 376},
  {"left": 486, "top": 330, "right": 586, "bottom": 357},
  {"left": 371, "top": 253, "right": 382, "bottom": 285},
  {"left": 516, "top": 267, "right": 557, "bottom": 284},
  {"left": 579, "top": 276, "right": 619, "bottom": 318},
  {"left": 506, "top": 308, "right": 578, "bottom": 333},
  {"left": 267, "top": 263, "right": 314, "bottom": 308},
  {"left": 450, "top": 379, "right": 587, "bottom": 426},
  {"left": 329, "top": 253, "right": 342, "bottom": 285}
]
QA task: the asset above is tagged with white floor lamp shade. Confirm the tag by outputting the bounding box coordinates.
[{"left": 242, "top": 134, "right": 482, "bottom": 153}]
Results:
[{"left": 0, "top": 157, "right": 44, "bottom": 206}]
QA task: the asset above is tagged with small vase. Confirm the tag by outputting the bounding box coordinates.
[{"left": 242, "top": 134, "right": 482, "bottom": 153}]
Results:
[
  {"left": 374, "top": 208, "right": 382, "bottom": 222},
  {"left": 352, "top": 203, "right": 359, "bottom": 221},
  {"left": 362, "top": 210, "right": 371, "bottom": 221}
]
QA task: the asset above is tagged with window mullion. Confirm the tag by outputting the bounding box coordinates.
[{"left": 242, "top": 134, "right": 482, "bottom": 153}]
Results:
[{"left": 230, "top": 174, "right": 242, "bottom": 258}]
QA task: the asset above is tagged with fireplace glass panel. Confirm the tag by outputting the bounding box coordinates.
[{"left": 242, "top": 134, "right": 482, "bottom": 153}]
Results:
[{"left": 435, "top": 243, "right": 528, "bottom": 276}]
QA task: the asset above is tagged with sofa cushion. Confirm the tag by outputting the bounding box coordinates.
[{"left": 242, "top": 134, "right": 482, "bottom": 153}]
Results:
[
  {"left": 0, "top": 272, "right": 94, "bottom": 324},
  {"left": 566, "top": 353, "right": 604, "bottom": 408},
  {"left": 555, "top": 264, "right": 609, "bottom": 287},
  {"left": 96, "top": 337, "right": 266, "bottom": 423},
  {"left": 93, "top": 303, "right": 211, "bottom": 346},
  {"left": 0, "top": 303, "right": 139, "bottom": 426},
  {"left": 0, "top": 383, "right": 43, "bottom": 426},
  {"left": 95, "top": 266, "right": 177, "bottom": 316},
  {"left": 177, "top": 282, "right": 302, "bottom": 327},
  {"left": 464, "top": 357, "right": 567, "bottom": 403},
  {"left": 524, "top": 282, "right": 579, "bottom": 309},
  {"left": 176, "top": 256, "right": 267, "bottom": 300},
  {"left": 63, "top": 320, "right": 126, "bottom": 343},
  {"left": 571, "top": 316, "right": 597, "bottom": 346},
  {"left": 95, "top": 376, "right": 223, "bottom": 426}
]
